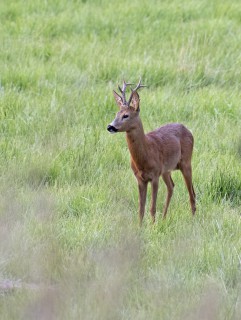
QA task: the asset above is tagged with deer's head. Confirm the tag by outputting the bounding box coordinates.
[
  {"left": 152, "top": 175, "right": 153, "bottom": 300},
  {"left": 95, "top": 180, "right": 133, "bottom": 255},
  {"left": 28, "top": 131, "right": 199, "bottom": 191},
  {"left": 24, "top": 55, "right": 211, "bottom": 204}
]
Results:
[{"left": 107, "top": 79, "right": 146, "bottom": 133}]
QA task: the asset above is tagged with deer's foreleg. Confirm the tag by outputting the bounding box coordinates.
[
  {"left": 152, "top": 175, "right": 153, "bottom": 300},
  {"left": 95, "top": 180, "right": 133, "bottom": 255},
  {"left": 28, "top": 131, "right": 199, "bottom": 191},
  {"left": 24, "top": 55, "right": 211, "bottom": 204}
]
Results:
[
  {"left": 150, "top": 179, "right": 159, "bottom": 223},
  {"left": 138, "top": 180, "right": 148, "bottom": 226},
  {"left": 162, "top": 172, "right": 174, "bottom": 219}
]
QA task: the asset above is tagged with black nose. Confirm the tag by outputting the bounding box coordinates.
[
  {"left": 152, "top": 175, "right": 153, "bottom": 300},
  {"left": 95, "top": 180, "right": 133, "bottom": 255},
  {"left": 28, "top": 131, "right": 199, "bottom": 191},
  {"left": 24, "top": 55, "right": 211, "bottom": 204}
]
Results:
[{"left": 107, "top": 125, "right": 118, "bottom": 133}]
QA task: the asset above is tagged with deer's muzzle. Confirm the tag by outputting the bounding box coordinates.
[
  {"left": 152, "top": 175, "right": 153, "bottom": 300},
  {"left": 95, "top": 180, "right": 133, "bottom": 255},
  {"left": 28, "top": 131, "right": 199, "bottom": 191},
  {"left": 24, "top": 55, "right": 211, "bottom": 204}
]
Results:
[{"left": 107, "top": 124, "right": 118, "bottom": 133}]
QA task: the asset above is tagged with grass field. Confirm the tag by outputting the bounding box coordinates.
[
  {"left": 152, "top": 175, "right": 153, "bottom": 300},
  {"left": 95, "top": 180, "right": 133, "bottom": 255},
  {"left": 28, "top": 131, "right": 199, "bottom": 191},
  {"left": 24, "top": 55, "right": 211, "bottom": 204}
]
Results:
[{"left": 0, "top": 0, "right": 241, "bottom": 319}]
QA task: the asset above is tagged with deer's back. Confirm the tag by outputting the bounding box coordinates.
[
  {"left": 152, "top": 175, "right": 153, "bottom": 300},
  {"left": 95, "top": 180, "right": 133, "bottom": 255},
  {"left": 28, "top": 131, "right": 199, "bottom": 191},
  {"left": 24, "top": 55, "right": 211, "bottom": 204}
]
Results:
[
  {"left": 146, "top": 123, "right": 194, "bottom": 172},
  {"left": 148, "top": 123, "right": 193, "bottom": 142}
]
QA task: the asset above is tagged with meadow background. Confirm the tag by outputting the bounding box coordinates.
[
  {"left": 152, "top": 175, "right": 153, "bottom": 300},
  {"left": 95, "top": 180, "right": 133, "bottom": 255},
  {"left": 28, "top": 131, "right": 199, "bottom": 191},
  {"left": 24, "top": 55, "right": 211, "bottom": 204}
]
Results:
[{"left": 0, "top": 0, "right": 241, "bottom": 319}]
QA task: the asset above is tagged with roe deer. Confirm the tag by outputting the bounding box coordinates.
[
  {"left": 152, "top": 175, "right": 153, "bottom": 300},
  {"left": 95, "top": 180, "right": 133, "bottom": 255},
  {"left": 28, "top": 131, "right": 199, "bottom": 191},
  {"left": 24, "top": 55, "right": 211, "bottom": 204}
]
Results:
[{"left": 107, "top": 79, "right": 196, "bottom": 225}]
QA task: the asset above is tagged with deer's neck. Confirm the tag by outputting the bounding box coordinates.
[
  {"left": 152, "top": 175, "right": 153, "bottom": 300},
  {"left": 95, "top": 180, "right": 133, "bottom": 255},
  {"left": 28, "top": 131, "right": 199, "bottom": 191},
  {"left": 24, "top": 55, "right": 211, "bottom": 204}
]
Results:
[{"left": 126, "top": 119, "right": 148, "bottom": 169}]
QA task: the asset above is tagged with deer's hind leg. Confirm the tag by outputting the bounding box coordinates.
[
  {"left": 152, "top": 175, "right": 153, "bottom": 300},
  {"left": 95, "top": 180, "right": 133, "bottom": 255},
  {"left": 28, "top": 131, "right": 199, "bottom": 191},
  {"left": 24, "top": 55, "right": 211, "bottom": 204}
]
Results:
[{"left": 179, "top": 162, "right": 196, "bottom": 215}]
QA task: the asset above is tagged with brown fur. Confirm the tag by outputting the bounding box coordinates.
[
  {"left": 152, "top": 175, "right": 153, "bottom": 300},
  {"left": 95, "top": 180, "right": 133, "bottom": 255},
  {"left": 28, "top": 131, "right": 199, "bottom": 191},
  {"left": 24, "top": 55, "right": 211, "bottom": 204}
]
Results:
[{"left": 108, "top": 89, "right": 196, "bottom": 225}]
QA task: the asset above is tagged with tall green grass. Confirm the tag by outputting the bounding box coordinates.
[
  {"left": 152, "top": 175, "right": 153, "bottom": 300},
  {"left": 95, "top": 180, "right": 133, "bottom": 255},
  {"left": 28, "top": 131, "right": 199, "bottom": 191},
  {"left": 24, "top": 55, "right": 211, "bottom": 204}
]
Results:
[{"left": 0, "top": 0, "right": 241, "bottom": 319}]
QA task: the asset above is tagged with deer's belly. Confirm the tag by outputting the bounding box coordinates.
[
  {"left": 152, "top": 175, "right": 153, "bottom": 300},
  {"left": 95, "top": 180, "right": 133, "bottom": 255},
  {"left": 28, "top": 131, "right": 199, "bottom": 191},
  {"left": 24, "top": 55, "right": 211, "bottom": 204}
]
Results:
[{"left": 161, "top": 150, "right": 181, "bottom": 172}]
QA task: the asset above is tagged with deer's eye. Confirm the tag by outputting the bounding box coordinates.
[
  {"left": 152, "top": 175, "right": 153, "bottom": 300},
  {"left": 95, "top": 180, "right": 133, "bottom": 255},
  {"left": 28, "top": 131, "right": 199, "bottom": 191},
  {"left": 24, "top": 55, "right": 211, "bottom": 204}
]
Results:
[{"left": 123, "top": 114, "right": 129, "bottom": 119}]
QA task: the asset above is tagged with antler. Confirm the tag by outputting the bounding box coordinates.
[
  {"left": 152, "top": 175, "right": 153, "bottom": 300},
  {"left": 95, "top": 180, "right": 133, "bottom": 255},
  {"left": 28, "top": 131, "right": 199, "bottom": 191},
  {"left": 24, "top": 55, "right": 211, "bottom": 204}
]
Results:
[
  {"left": 132, "top": 78, "right": 147, "bottom": 92},
  {"left": 127, "top": 78, "right": 147, "bottom": 106},
  {"left": 118, "top": 80, "right": 133, "bottom": 105}
]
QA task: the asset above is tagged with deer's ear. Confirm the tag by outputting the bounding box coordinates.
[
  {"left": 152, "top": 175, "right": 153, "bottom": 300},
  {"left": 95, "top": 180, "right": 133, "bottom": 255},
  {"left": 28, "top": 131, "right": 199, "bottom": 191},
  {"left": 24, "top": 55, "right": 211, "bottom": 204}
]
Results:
[
  {"left": 113, "top": 90, "right": 123, "bottom": 109},
  {"left": 130, "top": 91, "right": 140, "bottom": 111}
]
